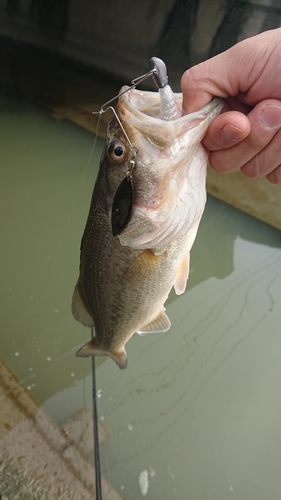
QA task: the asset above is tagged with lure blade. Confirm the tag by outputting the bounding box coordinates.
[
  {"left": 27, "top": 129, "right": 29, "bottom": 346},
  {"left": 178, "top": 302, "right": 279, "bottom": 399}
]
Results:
[{"left": 111, "top": 175, "right": 133, "bottom": 236}]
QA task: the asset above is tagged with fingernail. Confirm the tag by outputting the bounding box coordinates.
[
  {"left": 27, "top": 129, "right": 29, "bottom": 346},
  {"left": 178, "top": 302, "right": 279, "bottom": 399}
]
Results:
[
  {"left": 260, "top": 105, "right": 281, "bottom": 130},
  {"left": 221, "top": 124, "right": 245, "bottom": 141}
]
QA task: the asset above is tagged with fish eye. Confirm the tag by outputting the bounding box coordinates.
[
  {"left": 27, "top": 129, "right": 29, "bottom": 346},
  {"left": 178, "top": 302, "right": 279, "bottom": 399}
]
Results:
[
  {"left": 108, "top": 140, "right": 127, "bottom": 162},
  {"left": 114, "top": 145, "right": 124, "bottom": 157}
]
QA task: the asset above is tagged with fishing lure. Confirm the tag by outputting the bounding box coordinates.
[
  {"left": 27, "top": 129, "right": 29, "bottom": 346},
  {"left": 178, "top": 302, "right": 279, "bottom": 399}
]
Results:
[{"left": 93, "top": 57, "right": 173, "bottom": 237}]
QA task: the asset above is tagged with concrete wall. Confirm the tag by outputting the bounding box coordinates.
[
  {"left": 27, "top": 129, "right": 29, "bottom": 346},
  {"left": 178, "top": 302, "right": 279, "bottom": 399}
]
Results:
[{"left": 1, "top": 0, "right": 281, "bottom": 88}]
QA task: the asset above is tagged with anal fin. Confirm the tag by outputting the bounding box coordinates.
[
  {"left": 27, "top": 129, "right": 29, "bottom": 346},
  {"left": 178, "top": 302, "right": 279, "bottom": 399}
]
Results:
[{"left": 137, "top": 308, "right": 171, "bottom": 336}]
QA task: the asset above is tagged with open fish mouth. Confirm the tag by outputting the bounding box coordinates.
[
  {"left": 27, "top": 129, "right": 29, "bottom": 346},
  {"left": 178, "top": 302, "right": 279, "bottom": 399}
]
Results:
[
  {"left": 111, "top": 85, "right": 223, "bottom": 250},
  {"left": 107, "top": 57, "right": 223, "bottom": 240},
  {"left": 117, "top": 86, "right": 223, "bottom": 149}
]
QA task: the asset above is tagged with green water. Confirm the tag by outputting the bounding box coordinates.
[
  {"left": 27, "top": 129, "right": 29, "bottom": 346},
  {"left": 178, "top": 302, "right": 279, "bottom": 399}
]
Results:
[{"left": 1, "top": 89, "right": 280, "bottom": 500}]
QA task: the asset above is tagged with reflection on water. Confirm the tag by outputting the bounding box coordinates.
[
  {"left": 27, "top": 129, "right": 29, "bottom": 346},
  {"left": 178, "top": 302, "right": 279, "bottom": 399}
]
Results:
[{"left": 1, "top": 89, "right": 280, "bottom": 499}]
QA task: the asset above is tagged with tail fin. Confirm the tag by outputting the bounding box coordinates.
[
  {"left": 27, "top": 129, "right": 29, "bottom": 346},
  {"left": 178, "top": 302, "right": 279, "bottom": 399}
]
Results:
[{"left": 76, "top": 339, "right": 127, "bottom": 369}]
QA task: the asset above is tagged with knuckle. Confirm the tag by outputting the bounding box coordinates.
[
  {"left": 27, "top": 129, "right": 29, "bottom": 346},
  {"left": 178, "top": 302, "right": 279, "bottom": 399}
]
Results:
[
  {"left": 241, "top": 159, "right": 264, "bottom": 178},
  {"left": 249, "top": 133, "right": 268, "bottom": 150},
  {"left": 208, "top": 153, "right": 228, "bottom": 174}
]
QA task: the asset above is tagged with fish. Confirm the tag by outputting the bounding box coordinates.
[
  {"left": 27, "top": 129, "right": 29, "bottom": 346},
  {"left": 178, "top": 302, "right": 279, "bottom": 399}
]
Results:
[{"left": 72, "top": 61, "right": 223, "bottom": 369}]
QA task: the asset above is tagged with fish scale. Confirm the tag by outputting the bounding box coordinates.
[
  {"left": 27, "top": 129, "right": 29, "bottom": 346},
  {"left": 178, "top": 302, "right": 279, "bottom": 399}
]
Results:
[{"left": 72, "top": 60, "right": 223, "bottom": 369}]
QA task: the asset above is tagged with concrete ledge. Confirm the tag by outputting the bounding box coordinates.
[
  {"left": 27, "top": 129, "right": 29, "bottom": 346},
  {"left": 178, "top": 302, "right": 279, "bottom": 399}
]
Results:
[
  {"left": 62, "top": 408, "right": 111, "bottom": 461},
  {"left": 207, "top": 167, "right": 281, "bottom": 230},
  {"left": 0, "top": 357, "right": 122, "bottom": 500}
]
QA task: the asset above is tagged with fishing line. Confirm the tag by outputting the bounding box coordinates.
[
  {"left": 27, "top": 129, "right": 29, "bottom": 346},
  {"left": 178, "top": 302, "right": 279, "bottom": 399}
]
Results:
[
  {"left": 67, "top": 112, "right": 102, "bottom": 223},
  {"left": 39, "top": 114, "right": 101, "bottom": 306},
  {"left": 91, "top": 327, "right": 103, "bottom": 500},
  {"left": 44, "top": 111, "right": 102, "bottom": 274}
]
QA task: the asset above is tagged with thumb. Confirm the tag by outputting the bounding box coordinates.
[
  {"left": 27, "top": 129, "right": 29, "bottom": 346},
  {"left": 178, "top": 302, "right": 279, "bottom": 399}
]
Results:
[
  {"left": 181, "top": 29, "right": 281, "bottom": 114},
  {"left": 181, "top": 53, "right": 238, "bottom": 114},
  {"left": 181, "top": 67, "right": 214, "bottom": 114}
]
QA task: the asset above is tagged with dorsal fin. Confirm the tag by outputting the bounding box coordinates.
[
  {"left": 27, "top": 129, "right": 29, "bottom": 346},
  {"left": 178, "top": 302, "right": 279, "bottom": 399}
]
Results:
[{"left": 71, "top": 284, "right": 94, "bottom": 327}]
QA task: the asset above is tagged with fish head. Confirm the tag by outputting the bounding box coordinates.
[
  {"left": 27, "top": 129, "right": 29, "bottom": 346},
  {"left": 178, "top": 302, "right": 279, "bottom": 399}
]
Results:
[
  {"left": 100, "top": 116, "right": 134, "bottom": 198},
  {"left": 105, "top": 86, "right": 223, "bottom": 248}
]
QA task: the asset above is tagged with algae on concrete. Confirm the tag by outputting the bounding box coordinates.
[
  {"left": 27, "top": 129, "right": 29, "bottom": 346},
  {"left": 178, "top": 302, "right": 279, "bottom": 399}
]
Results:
[{"left": 0, "top": 358, "right": 122, "bottom": 500}]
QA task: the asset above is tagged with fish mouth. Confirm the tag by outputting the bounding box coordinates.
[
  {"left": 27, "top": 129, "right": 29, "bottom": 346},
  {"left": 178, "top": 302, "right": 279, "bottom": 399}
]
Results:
[
  {"left": 112, "top": 86, "right": 223, "bottom": 249},
  {"left": 117, "top": 86, "right": 223, "bottom": 149},
  {"left": 119, "top": 85, "right": 182, "bottom": 120}
]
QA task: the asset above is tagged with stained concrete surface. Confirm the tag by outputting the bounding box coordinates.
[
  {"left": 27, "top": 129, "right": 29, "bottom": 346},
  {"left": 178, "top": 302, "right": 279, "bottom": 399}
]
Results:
[
  {"left": 0, "top": 357, "right": 122, "bottom": 500},
  {"left": 206, "top": 167, "right": 281, "bottom": 230}
]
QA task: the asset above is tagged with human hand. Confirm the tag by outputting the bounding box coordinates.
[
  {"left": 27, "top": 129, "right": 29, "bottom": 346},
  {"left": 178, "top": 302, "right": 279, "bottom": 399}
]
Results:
[{"left": 181, "top": 28, "right": 281, "bottom": 184}]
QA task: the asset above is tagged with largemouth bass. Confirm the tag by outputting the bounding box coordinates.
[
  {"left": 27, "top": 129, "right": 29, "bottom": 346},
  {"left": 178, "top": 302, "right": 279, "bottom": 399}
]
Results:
[{"left": 72, "top": 64, "right": 223, "bottom": 369}]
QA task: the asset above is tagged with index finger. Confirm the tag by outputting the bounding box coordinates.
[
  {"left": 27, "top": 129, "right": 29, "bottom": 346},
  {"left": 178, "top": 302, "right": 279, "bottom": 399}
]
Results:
[
  {"left": 181, "top": 57, "right": 235, "bottom": 114},
  {"left": 180, "top": 32, "right": 266, "bottom": 114}
]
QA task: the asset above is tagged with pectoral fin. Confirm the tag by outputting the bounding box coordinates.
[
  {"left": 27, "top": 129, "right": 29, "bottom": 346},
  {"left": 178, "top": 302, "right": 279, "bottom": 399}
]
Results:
[
  {"left": 76, "top": 339, "right": 127, "bottom": 369},
  {"left": 174, "top": 253, "right": 190, "bottom": 295},
  {"left": 124, "top": 249, "right": 165, "bottom": 286},
  {"left": 137, "top": 308, "right": 171, "bottom": 335}
]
